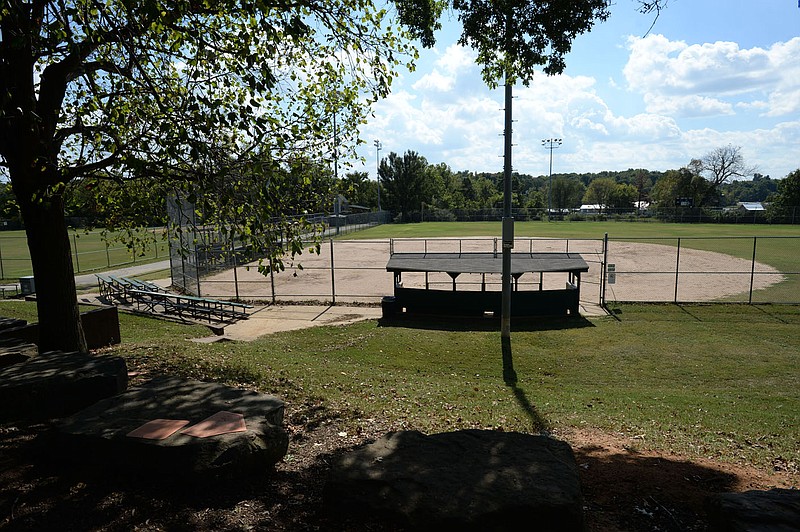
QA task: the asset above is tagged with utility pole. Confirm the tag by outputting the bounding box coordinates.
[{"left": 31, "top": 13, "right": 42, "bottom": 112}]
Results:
[
  {"left": 542, "top": 138, "right": 562, "bottom": 217},
  {"left": 374, "top": 139, "right": 382, "bottom": 212},
  {"left": 501, "top": 11, "right": 514, "bottom": 340}
]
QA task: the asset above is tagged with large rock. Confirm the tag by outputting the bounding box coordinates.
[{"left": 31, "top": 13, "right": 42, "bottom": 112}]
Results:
[
  {"left": 0, "top": 350, "right": 127, "bottom": 422},
  {"left": 0, "top": 337, "right": 37, "bottom": 369},
  {"left": 53, "top": 377, "right": 289, "bottom": 480},
  {"left": 325, "top": 429, "right": 584, "bottom": 530},
  {"left": 706, "top": 488, "right": 800, "bottom": 532},
  {"left": 0, "top": 306, "right": 121, "bottom": 350}
]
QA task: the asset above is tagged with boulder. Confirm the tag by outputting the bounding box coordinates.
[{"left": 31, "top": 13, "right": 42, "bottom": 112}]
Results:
[
  {"left": 325, "top": 429, "right": 584, "bottom": 530},
  {"left": 0, "top": 338, "right": 37, "bottom": 369},
  {"left": 0, "top": 307, "right": 121, "bottom": 350},
  {"left": 706, "top": 488, "right": 800, "bottom": 532},
  {"left": 0, "top": 350, "right": 127, "bottom": 422},
  {"left": 53, "top": 376, "right": 289, "bottom": 481},
  {"left": 0, "top": 317, "right": 27, "bottom": 331}
]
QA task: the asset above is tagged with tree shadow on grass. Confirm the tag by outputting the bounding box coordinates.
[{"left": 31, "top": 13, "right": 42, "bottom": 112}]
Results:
[{"left": 501, "top": 335, "right": 548, "bottom": 433}]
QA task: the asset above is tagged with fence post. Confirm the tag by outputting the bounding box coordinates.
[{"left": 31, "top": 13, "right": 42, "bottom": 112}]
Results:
[
  {"left": 330, "top": 238, "right": 336, "bottom": 305},
  {"left": 601, "top": 233, "right": 608, "bottom": 306},
  {"left": 674, "top": 238, "right": 681, "bottom": 303},
  {"left": 749, "top": 236, "right": 757, "bottom": 304},
  {"left": 72, "top": 233, "right": 80, "bottom": 273},
  {"left": 232, "top": 240, "right": 240, "bottom": 301},
  {"left": 269, "top": 257, "right": 276, "bottom": 305},
  {"left": 0, "top": 240, "right": 4, "bottom": 280}
]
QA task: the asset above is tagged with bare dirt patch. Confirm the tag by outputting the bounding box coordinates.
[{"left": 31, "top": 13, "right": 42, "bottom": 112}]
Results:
[
  {"left": 2, "top": 415, "right": 796, "bottom": 531},
  {"left": 199, "top": 238, "right": 782, "bottom": 308}
]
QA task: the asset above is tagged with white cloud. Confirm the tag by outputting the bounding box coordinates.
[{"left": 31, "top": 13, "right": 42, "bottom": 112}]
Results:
[
  {"left": 356, "top": 29, "right": 799, "bottom": 180},
  {"left": 412, "top": 44, "right": 477, "bottom": 93},
  {"left": 435, "top": 44, "right": 476, "bottom": 75},
  {"left": 624, "top": 35, "right": 800, "bottom": 118},
  {"left": 643, "top": 94, "right": 734, "bottom": 117},
  {"left": 413, "top": 70, "right": 454, "bottom": 92}
]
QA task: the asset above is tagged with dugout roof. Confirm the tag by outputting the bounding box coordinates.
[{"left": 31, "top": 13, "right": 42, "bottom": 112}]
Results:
[{"left": 386, "top": 252, "right": 589, "bottom": 275}]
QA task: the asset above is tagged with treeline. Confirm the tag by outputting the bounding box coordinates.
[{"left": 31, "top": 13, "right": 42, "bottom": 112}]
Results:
[
  {"left": 357, "top": 149, "right": 795, "bottom": 221},
  {"left": 0, "top": 147, "right": 796, "bottom": 228}
]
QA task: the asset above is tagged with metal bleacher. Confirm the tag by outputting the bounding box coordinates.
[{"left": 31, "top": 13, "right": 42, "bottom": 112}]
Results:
[{"left": 96, "top": 275, "right": 251, "bottom": 323}]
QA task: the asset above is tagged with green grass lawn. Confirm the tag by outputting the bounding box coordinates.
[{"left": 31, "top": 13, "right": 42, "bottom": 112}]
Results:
[
  {"left": 3, "top": 299, "right": 795, "bottom": 473},
  {"left": 345, "top": 220, "right": 800, "bottom": 240},
  {"left": 0, "top": 228, "right": 169, "bottom": 281}
]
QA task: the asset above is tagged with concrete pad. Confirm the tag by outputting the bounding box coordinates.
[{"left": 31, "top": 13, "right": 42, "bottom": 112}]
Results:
[
  {"left": 208, "top": 304, "right": 382, "bottom": 342},
  {"left": 53, "top": 376, "right": 289, "bottom": 480}
]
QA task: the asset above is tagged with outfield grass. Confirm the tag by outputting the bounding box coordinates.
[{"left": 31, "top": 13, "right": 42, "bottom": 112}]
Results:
[
  {"left": 346, "top": 220, "right": 800, "bottom": 240},
  {"left": 2, "top": 299, "right": 795, "bottom": 473},
  {"left": 0, "top": 228, "right": 169, "bottom": 281}
]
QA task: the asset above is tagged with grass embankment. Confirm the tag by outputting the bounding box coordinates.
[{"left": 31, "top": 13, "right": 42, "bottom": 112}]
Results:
[{"left": 2, "top": 299, "right": 796, "bottom": 473}]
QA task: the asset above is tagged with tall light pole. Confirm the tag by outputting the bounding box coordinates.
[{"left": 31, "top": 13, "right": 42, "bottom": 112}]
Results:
[
  {"left": 542, "top": 138, "right": 562, "bottom": 217},
  {"left": 501, "top": 10, "right": 514, "bottom": 340},
  {"left": 374, "top": 139, "right": 382, "bottom": 212}
]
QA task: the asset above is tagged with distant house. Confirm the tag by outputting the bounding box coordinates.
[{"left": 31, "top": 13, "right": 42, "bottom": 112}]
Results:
[
  {"left": 737, "top": 202, "right": 766, "bottom": 213},
  {"left": 635, "top": 201, "right": 650, "bottom": 213},
  {"left": 579, "top": 204, "right": 604, "bottom": 214}
]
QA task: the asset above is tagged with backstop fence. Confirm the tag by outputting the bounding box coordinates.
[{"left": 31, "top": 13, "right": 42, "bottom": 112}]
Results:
[
  {"left": 166, "top": 197, "right": 391, "bottom": 296},
  {"left": 191, "top": 235, "right": 800, "bottom": 309}
]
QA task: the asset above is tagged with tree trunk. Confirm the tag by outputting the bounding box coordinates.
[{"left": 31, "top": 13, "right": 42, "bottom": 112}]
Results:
[{"left": 17, "top": 184, "right": 87, "bottom": 354}]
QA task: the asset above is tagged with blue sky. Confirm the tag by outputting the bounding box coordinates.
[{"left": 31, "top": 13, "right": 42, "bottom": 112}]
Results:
[{"left": 352, "top": 1, "right": 800, "bottom": 181}]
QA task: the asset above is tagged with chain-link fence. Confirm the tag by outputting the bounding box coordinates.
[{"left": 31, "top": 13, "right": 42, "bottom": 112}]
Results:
[
  {"left": 196, "top": 237, "right": 608, "bottom": 307},
  {"left": 601, "top": 235, "right": 800, "bottom": 305},
  {"left": 0, "top": 227, "right": 166, "bottom": 282},
  {"left": 192, "top": 234, "right": 799, "bottom": 310},
  {"left": 166, "top": 199, "right": 392, "bottom": 297}
]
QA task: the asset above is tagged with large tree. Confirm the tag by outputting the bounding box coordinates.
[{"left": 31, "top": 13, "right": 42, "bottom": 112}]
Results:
[
  {"left": 0, "top": 0, "right": 668, "bottom": 353},
  {"left": 583, "top": 177, "right": 616, "bottom": 213},
  {"left": 651, "top": 167, "right": 711, "bottom": 209},
  {"left": 699, "top": 144, "right": 756, "bottom": 190},
  {"left": 379, "top": 150, "right": 430, "bottom": 220},
  {"left": 768, "top": 169, "right": 800, "bottom": 222},
  {"left": 550, "top": 176, "right": 585, "bottom": 210},
  {"left": 0, "top": 0, "right": 431, "bottom": 353}
]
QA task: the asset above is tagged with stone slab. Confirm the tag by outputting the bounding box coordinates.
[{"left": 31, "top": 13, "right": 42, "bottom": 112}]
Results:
[
  {"left": 706, "top": 488, "right": 800, "bottom": 532},
  {"left": 0, "top": 317, "right": 27, "bottom": 331},
  {"left": 0, "top": 351, "right": 127, "bottom": 422},
  {"left": 325, "top": 429, "right": 584, "bottom": 530},
  {"left": 0, "top": 337, "right": 37, "bottom": 369},
  {"left": 0, "top": 307, "right": 121, "bottom": 350},
  {"left": 53, "top": 377, "right": 289, "bottom": 480}
]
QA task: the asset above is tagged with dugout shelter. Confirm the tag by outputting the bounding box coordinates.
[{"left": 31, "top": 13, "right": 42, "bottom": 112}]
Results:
[{"left": 384, "top": 252, "right": 589, "bottom": 318}]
